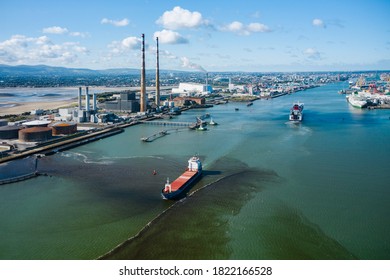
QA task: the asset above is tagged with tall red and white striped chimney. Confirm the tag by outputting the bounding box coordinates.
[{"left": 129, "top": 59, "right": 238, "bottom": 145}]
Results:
[
  {"left": 140, "top": 33, "right": 146, "bottom": 112},
  {"left": 155, "top": 37, "right": 160, "bottom": 107}
]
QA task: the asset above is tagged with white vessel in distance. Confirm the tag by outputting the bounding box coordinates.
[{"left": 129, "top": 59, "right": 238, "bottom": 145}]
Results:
[{"left": 289, "top": 102, "right": 304, "bottom": 122}]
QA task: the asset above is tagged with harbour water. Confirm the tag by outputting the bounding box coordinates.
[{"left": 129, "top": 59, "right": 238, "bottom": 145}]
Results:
[{"left": 0, "top": 81, "right": 389, "bottom": 259}]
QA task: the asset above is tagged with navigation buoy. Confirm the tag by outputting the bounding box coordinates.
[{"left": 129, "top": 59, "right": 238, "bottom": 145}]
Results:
[{"left": 153, "top": 170, "right": 157, "bottom": 175}]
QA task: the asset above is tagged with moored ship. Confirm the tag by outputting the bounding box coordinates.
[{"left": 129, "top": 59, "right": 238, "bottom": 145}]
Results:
[
  {"left": 289, "top": 102, "right": 304, "bottom": 122},
  {"left": 346, "top": 93, "right": 367, "bottom": 108},
  {"left": 161, "top": 156, "right": 202, "bottom": 200}
]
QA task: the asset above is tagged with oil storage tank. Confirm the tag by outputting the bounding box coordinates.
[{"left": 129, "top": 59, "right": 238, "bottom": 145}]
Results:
[
  {"left": 0, "top": 125, "right": 20, "bottom": 139},
  {"left": 0, "top": 119, "right": 8, "bottom": 127},
  {"left": 22, "top": 120, "right": 51, "bottom": 127},
  {"left": 50, "top": 122, "right": 77, "bottom": 136},
  {"left": 19, "top": 127, "right": 52, "bottom": 142}
]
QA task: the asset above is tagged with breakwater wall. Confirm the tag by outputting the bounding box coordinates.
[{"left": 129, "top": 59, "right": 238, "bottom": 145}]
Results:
[
  {"left": 0, "top": 172, "right": 38, "bottom": 185},
  {"left": 0, "top": 126, "right": 124, "bottom": 164}
]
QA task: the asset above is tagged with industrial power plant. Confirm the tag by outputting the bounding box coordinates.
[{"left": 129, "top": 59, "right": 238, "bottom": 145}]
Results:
[{"left": 0, "top": 32, "right": 212, "bottom": 155}]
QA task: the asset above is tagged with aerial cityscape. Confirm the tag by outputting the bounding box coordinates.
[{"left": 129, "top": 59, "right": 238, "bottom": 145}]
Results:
[{"left": 0, "top": 0, "right": 389, "bottom": 269}]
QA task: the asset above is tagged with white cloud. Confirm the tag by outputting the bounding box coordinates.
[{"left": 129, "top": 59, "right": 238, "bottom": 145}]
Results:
[
  {"left": 156, "top": 6, "right": 207, "bottom": 30},
  {"left": 153, "top": 29, "right": 188, "bottom": 44},
  {"left": 101, "top": 18, "right": 129, "bottom": 27},
  {"left": 121, "top": 37, "right": 140, "bottom": 49},
  {"left": 42, "top": 26, "right": 69, "bottom": 34},
  {"left": 0, "top": 34, "right": 88, "bottom": 65},
  {"left": 312, "top": 18, "right": 326, "bottom": 28},
  {"left": 42, "top": 26, "right": 88, "bottom": 38},
  {"left": 108, "top": 36, "right": 141, "bottom": 55},
  {"left": 221, "top": 21, "right": 271, "bottom": 35},
  {"left": 69, "top": 31, "right": 89, "bottom": 38},
  {"left": 36, "top": 36, "right": 50, "bottom": 45},
  {"left": 161, "top": 49, "right": 178, "bottom": 60},
  {"left": 303, "top": 48, "right": 321, "bottom": 60},
  {"left": 248, "top": 23, "right": 271, "bottom": 33},
  {"left": 225, "top": 21, "right": 246, "bottom": 34}
]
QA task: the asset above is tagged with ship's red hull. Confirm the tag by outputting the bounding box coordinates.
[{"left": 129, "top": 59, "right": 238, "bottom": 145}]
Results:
[{"left": 161, "top": 170, "right": 201, "bottom": 200}]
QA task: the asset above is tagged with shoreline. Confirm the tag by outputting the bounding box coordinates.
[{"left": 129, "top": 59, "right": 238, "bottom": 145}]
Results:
[
  {"left": 0, "top": 86, "right": 123, "bottom": 116},
  {"left": 0, "top": 98, "right": 78, "bottom": 116},
  {"left": 0, "top": 85, "right": 174, "bottom": 116}
]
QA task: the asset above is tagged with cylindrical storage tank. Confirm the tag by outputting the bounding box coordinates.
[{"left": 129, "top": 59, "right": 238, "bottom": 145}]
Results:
[
  {"left": 50, "top": 122, "right": 77, "bottom": 136},
  {"left": 0, "top": 119, "right": 8, "bottom": 127},
  {"left": 22, "top": 120, "right": 51, "bottom": 127},
  {"left": 19, "top": 127, "right": 52, "bottom": 142},
  {"left": 0, "top": 125, "right": 20, "bottom": 139}
]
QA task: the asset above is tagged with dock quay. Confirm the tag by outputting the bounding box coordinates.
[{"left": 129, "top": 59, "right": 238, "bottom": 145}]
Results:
[
  {"left": 0, "top": 106, "right": 199, "bottom": 164},
  {"left": 367, "top": 104, "right": 390, "bottom": 110},
  {"left": 139, "top": 120, "right": 195, "bottom": 127},
  {"left": 141, "top": 130, "right": 169, "bottom": 142}
]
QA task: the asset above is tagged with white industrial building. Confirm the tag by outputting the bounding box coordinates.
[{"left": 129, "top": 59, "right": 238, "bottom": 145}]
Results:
[
  {"left": 172, "top": 83, "right": 212, "bottom": 96},
  {"left": 57, "top": 108, "right": 74, "bottom": 121}
]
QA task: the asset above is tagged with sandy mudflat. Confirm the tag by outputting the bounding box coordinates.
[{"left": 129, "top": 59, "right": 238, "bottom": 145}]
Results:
[{"left": 0, "top": 98, "right": 78, "bottom": 116}]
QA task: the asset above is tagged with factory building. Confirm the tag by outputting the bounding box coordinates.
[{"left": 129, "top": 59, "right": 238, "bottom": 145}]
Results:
[
  {"left": 172, "top": 97, "right": 205, "bottom": 106},
  {"left": 30, "top": 109, "right": 44, "bottom": 115},
  {"left": 57, "top": 108, "right": 74, "bottom": 121},
  {"left": 104, "top": 92, "right": 140, "bottom": 112},
  {"left": 96, "top": 113, "right": 122, "bottom": 123},
  {"left": 171, "top": 83, "right": 212, "bottom": 96}
]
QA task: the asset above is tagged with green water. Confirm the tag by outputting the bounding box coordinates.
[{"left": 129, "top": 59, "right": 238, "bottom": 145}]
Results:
[{"left": 1, "top": 82, "right": 389, "bottom": 259}]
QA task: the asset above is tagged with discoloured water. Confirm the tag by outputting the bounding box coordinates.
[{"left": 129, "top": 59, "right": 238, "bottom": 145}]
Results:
[{"left": 1, "top": 82, "right": 389, "bottom": 259}]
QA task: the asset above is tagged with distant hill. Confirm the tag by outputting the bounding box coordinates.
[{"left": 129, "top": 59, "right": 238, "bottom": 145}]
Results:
[{"left": 0, "top": 64, "right": 183, "bottom": 76}]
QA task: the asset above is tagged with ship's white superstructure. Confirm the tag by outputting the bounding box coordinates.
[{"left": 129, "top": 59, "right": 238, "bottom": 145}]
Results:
[{"left": 289, "top": 102, "right": 304, "bottom": 122}]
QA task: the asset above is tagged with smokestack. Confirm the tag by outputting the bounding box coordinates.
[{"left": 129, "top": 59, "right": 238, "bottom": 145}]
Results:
[
  {"left": 85, "top": 86, "right": 90, "bottom": 111},
  {"left": 206, "top": 72, "right": 208, "bottom": 93},
  {"left": 92, "top": 93, "right": 97, "bottom": 111},
  {"left": 140, "top": 33, "right": 146, "bottom": 112},
  {"left": 78, "top": 87, "right": 82, "bottom": 109},
  {"left": 155, "top": 37, "right": 160, "bottom": 107}
]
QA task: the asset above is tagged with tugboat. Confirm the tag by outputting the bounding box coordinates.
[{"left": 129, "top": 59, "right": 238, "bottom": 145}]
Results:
[
  {"left": 161, "top": 156, "right": 202, "bottom": 200},
  {"left": 196, "top": 123, "right": 207, "bottom": 131},
  {"left": 289, "top": 102, "right": 304, "bottom": 122},
  {"left": 209, "top": 118, "right": 218, "bottom": 125}
]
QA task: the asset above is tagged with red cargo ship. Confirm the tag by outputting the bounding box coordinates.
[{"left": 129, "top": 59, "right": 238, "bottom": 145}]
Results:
[{"left": 161, "top": 156, "right": 202, "bottom": 200}]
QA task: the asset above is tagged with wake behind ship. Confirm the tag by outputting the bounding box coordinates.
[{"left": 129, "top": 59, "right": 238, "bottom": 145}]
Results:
[{"left": 161, "top": 156, "right": 202, "bottom": 200}]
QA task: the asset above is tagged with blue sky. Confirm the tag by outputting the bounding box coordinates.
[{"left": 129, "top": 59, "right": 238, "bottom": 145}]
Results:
[{"left": 1, "top": 0, "right": 389, "bottom": 72}]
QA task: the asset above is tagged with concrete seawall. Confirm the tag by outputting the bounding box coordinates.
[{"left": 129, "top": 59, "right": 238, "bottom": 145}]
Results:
[
  {"left": 0, "top": 172, "right": 38, "bottom": 185},
  {"left": 0, "top": 126, "right": 125, "bottom": 164}
]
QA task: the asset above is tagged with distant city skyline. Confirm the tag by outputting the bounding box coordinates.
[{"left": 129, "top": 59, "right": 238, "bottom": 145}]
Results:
[{"left": 1, "top": 0, "right": 389, "bottom": 72}]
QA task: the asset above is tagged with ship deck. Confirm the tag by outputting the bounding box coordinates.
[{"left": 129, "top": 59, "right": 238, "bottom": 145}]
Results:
[{"left": 170, "top": 170, "right": 198, "bottom": 192}]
